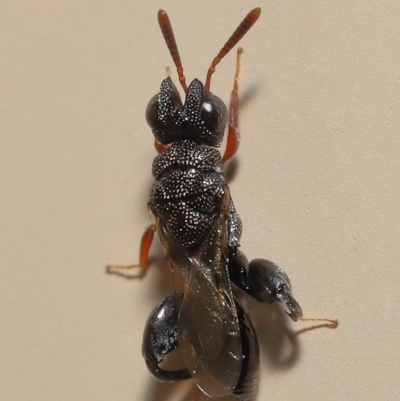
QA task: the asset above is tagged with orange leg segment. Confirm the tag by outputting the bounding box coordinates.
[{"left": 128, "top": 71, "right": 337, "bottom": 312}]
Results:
[
  {"left": 222, "top": 48, "right": 243, "bottom": 164},
  {"left": 154, "top": 140, "right": 168, "bottom": 153},
  {"left": 106, "top": 224, "right": 156, "bottom": 275},
  {"left": 137, "top": 224, "right": 156, "bottom": 267},
  {"left": 295, "top": 317, "right": 339, "bottom": 336}
]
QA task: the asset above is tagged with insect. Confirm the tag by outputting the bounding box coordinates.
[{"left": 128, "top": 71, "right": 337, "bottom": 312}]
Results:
[{"left": 108, "top": 7, "right": 337, "bottom": 400}]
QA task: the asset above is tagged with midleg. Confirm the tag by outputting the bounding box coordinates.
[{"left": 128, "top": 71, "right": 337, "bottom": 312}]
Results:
[{"left": 106, "top": 224, "right": 156, "bottom": 275}]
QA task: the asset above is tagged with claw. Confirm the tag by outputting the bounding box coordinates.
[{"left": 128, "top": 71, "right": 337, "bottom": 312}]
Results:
[{"left": 277, "top": 291, "right": 303, "bottom": 321}]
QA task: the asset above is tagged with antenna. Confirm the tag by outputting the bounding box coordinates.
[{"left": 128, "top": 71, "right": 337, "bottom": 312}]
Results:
[
  {"left": 158, "top": 10, "right": 188, "bottom": 92},
  {"left": 205, "top": 8, "right": 261, "bottom": 90}
]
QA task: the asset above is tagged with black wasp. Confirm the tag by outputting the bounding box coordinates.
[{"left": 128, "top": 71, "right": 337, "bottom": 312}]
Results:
[{"left": 108, "top": 8, "right": 336, "bottom": 401}]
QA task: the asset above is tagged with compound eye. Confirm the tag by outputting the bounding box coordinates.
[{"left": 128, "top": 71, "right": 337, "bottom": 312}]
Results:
[
  {"left": 145, "top": 94, "right": 159, "bottom": 128},
  {"left": 200, "top": 92, "right": 228, "bottom": 134}
]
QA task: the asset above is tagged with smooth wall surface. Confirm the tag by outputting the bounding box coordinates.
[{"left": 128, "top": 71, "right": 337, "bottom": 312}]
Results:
[{"left": 1, "top": 1, "right": 399, "bottom": 400}]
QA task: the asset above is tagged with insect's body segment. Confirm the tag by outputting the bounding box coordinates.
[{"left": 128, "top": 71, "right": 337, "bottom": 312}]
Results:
[
  {"left": 148, "top": 78, "right": 241, "bottom": 251},
  {"left": 134, "top": 8, "right": 301, "bottom": 401},
  {"left": 142, "top": 69, "right": 302, "bottom": 399},
  {"left": 146, "top": 77, "right": 253, "bottom": 398}
]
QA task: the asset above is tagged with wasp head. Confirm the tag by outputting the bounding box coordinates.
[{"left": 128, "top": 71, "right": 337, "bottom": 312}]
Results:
[{"left": 146, "top": 77, "right": 228, "bottom": 147}]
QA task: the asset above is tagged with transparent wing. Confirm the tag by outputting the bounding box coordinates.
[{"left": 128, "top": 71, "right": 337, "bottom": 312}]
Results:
[
  {"left": 177, "top": 255, "right": 242, "bottom": 397},
  {"left": 155, "top": 205, "right": 242, "bottom": 397}
]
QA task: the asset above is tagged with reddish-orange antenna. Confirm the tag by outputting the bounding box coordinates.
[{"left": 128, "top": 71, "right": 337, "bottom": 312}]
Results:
[
  {"left": 205, "top": 8, "right": 261, "bottom": 90},
  {"left": 158, "top": 10, "right": 188, "bottom": 92}
]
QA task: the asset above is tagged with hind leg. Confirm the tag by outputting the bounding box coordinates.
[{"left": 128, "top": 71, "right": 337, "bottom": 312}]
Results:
[
  {"left": 142, "top": 293, "right": 191, "bottom": 382},
  {"left": 228, "top": 249, "right": 303, "bottom": 321}
]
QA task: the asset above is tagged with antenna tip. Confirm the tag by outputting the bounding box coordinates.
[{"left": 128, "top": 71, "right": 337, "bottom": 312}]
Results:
[
  {"left": 158, "top": 10, "right": 168, "bottom": 24},
  {"left": 249, "top": 7, "right": 262, "bottom": 22}
]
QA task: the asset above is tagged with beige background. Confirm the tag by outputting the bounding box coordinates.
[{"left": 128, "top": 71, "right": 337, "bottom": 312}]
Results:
[{"left": 1, "top": 1, "right": 399, "bottom": 400}]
